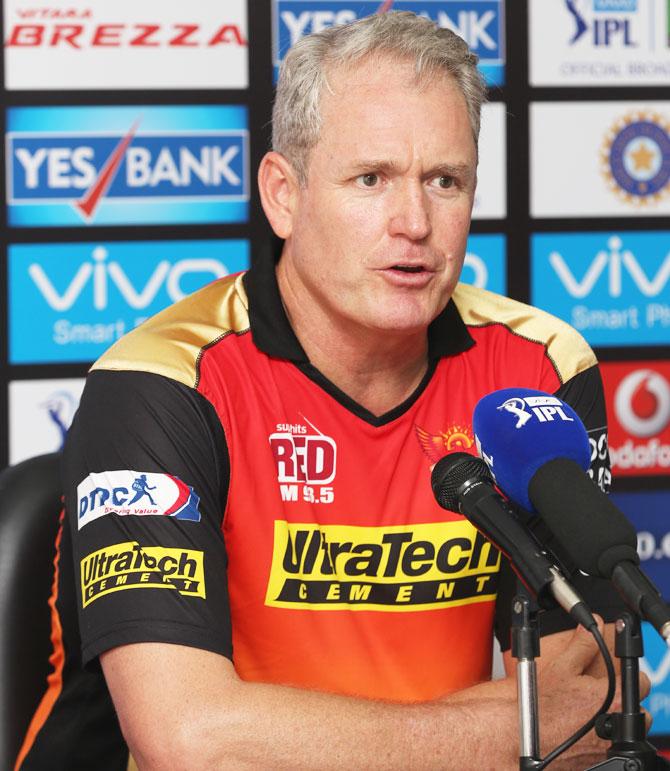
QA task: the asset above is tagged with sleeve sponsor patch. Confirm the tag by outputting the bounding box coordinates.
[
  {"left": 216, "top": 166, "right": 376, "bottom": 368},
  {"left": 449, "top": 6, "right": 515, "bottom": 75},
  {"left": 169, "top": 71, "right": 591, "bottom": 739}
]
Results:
[
  {"left": 77, "top": 470, "right": 202, "bottom": 529},
  {"left": 80, "top": 541, "right": 206, "bottom": 608}
]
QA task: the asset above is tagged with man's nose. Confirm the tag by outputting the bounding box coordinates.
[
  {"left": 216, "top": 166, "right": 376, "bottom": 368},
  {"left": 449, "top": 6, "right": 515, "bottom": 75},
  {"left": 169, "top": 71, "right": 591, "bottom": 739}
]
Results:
[{"left": 388, "top": 181, "right": 431, "bottom": 241}]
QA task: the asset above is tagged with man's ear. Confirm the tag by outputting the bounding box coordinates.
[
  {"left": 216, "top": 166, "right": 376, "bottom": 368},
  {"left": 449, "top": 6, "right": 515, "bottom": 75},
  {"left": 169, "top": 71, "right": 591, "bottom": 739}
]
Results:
[{"left": 258, "top": 151, "right": 300, "bottom": 239}]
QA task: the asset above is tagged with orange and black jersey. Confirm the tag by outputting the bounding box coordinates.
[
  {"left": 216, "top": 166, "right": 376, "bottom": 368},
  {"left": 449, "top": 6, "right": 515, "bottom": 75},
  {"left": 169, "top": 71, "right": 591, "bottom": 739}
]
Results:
[{"left": 17, "top": 258, "right": 622, "bottom": 769}]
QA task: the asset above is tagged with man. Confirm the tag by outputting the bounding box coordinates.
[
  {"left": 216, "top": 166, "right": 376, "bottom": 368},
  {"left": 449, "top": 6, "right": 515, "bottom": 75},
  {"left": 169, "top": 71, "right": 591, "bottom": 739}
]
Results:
[{"left": 18, "top": 12, "right": 639, "bottom": 770}]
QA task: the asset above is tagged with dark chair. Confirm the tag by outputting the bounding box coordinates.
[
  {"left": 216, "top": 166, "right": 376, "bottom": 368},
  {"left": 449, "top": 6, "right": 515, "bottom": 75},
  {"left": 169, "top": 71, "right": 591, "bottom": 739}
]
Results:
[{"left": 0, "top": 453, "right": 62, "bottom": 770}]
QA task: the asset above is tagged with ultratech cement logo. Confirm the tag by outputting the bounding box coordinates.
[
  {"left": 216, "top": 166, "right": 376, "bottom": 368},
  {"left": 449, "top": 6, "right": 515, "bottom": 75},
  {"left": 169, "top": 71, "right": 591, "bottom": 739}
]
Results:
[
  {"left": 265, "top": 520, "right": 501, "bottom": 611},
  {"left": 269, "top": 419, "right": 337, "bottom": 504},
  {"left": 80, "top": 541, "right": 205, "bottom": 608}
]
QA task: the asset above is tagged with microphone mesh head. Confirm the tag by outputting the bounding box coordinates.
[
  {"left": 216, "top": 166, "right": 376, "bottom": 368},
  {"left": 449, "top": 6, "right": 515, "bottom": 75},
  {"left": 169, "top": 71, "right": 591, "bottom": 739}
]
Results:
[{"left": 431, "top": 453, "right": 493, "bottom": 511}]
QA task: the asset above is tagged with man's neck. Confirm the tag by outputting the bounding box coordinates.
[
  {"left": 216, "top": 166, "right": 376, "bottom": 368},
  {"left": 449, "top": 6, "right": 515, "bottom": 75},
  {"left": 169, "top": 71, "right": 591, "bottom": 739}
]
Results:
[{"left": 276, "top": 264, "right": 430, "bottom": 418}]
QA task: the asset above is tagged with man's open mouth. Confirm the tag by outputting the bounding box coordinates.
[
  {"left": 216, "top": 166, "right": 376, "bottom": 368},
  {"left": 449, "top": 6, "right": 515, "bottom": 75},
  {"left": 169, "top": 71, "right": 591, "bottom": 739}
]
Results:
[{"left": 391, "top": 265, "right": 425, "bottom": 273}]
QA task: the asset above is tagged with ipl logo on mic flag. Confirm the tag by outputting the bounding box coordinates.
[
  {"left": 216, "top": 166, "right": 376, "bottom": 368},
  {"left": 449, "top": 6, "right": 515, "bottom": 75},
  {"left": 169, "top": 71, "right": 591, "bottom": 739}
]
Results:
[{"left": 6, "top": 105, "right": 249, "bottom": 227}]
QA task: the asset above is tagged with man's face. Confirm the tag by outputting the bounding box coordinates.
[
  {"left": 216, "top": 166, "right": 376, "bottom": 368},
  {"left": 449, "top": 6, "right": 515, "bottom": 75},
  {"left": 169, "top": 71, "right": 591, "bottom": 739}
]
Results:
[{"left": 281, "top": 56, "right": 477, "bottom": 337}]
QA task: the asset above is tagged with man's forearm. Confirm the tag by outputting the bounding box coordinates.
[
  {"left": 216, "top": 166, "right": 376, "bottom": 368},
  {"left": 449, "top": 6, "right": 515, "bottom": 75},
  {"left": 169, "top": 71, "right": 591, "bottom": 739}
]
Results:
[
  {"left": 191, "top": 671, "right": 519, "bottom": 771},
  {"left": 103, "top": 634, "right": 611, "bottom": 771},
  {"left": 105, "top": 643, "right": 521, "bottom": 770}
]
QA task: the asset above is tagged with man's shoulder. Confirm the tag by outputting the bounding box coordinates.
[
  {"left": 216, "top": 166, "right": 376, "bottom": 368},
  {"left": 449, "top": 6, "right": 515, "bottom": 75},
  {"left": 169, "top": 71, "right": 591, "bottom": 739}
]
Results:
[
  {"left": 452, "top": 282, "right": 597, "bottom": 382},
  {"left": 91, "top": 272, "right": 250, "bottom": 389}
]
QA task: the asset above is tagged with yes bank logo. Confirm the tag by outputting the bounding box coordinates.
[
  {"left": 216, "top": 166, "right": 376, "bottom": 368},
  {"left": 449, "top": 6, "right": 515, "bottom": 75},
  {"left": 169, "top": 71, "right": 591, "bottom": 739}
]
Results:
[
  {"left": 532, "top": 232, "right": 670, "bottom": 347},
  {"left": 8, "top": 238, "right": 250, "bottom": 364},
  {"left": 6, "top": 105, "right": 249, "bottom": 226},
  {"left": 272, "top": 1, "right": 505, "bottom": 85}
]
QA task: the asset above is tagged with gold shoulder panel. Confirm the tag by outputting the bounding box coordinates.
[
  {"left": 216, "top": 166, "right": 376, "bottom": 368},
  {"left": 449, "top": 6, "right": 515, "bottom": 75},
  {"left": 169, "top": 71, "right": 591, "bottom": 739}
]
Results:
[
  {"left": 91, "top": 273, "right": 250, "bottom": 388},
  {"left": 452, "top": 282, "right": 597, "bottom": 384}
]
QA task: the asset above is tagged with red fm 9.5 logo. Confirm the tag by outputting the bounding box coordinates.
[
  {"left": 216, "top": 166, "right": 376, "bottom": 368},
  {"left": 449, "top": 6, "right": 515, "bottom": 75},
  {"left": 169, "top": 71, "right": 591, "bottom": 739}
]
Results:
[{"left": 269, "top": 432, "right": 337, "bottom": 484}]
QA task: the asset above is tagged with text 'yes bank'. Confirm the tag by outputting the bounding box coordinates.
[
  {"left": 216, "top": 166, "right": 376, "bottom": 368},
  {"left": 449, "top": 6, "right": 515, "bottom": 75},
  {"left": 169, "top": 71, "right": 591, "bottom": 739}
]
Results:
[
  {"left": 6, "top": 105, "right": 249, "bottom": 226},
  {"left": 273, "top": 1, "right": 505, "bottom": 85}
]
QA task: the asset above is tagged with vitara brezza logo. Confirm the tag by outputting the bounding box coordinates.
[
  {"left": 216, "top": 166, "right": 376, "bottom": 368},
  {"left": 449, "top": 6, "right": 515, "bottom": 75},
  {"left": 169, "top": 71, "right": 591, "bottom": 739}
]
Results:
[{"left": 269, "top": 419, "right": 337, "bottom": 504}]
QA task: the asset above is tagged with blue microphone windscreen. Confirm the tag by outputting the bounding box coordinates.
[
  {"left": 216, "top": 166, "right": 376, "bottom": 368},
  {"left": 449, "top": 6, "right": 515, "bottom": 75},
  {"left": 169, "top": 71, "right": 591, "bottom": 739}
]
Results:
[{"left": 472, "top": 388, "right": 591, "bottom": 512}]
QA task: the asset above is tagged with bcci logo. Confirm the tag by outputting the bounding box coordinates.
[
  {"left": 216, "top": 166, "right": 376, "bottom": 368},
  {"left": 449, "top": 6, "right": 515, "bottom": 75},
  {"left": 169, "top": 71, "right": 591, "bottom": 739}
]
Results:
[{"left": 601, "top": 111, "right": 670, "bottom": 206}]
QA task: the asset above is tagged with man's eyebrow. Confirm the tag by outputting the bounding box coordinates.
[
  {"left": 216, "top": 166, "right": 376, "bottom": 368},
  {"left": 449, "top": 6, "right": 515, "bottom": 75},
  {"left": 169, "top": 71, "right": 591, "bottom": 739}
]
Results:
[
  {"left": 346, "top": 159, "right": 475, "bottom": 177},
  {"left": 346, "top": 159, "right": 403, "bottom": 175}
]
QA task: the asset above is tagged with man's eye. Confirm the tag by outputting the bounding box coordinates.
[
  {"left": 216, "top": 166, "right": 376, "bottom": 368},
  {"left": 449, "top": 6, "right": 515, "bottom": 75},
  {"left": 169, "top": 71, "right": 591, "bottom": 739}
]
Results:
[
  {"left": 357, "top": 173, "right": 379, "bottom": 187},
  {"left": 435, "top": 175, "right": 454, "bottom": 189}
]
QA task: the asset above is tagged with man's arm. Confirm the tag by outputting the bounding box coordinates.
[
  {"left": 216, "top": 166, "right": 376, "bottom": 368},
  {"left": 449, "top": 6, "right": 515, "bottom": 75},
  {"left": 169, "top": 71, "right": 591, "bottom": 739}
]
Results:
[{"left": 103, "top": 631, "right": 613, "bottom": 770}]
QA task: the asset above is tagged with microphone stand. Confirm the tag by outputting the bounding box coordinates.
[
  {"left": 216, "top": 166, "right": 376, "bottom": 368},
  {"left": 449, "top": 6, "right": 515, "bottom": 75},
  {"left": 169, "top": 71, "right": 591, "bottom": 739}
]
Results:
[
  {"left": 587, "top": 611, "right": 670, "bottom": 771},
  {"left": 511, "top": 589, "right": 543, "bottom": 770}
]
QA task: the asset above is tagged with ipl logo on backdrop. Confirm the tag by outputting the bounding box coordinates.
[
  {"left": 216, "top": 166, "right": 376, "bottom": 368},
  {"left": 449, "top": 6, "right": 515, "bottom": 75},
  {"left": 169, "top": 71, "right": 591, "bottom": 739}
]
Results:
[
  {"left": 603, "top": 362, "right": 670, "bottom": 475},
  {"left": 601, "top": 111, "right": 670, "bottom": 206},
  {"left": 8, "top": 239, "right": 249, "bottom": 364},
  {"left": 272, "top": 1, "right": 505, "bottom": 85},
  {"left": 6, "top": 105, "right": 249, "bottom": 226},
  {"left": 564, "top": 0, "right": 638, "bottom": 47},
  {"left": 531, "top": 231, "right": 670, "bottom": 346}
]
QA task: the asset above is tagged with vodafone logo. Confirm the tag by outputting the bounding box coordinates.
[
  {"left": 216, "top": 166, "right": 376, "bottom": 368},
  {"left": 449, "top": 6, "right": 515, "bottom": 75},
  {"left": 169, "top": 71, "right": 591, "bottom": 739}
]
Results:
[{"left": 615, "top": 370, "right": 670, "bottom": 438}]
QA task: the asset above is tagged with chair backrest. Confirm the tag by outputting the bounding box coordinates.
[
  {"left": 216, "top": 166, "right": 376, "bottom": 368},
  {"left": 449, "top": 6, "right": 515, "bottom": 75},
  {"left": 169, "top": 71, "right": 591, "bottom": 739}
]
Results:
[{"left": 0, "top": 453, "right": 62, "bottom": 770}]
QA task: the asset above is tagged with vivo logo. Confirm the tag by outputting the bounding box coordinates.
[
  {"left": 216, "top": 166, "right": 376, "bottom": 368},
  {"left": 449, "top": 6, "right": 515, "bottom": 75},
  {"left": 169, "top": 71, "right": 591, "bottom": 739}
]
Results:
[
  {"left": 549, "top": 236, "right": 670, "bottom": 299},
  {"left": 29, "top": 246, "right": 226, "bottom": 311}
]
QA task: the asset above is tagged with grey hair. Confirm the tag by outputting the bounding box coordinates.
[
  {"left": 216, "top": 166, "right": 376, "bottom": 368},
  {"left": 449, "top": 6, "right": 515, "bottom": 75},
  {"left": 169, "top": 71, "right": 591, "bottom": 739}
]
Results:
[{"left": 272, "top": 11, "right": 487, "bottom": 184}]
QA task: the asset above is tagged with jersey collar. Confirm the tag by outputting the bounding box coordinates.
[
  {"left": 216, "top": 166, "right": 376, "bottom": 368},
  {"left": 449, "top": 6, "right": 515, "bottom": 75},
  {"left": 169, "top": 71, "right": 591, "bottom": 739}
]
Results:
[{"left": 244, "top": 252, "right": 475, "bottom": 362}]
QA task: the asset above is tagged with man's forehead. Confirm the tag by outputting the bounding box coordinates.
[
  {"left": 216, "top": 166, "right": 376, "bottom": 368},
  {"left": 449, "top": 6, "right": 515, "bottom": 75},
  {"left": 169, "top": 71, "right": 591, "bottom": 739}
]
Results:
[{"left": 323, "top": 54, "right": 455, "bottom": 100}]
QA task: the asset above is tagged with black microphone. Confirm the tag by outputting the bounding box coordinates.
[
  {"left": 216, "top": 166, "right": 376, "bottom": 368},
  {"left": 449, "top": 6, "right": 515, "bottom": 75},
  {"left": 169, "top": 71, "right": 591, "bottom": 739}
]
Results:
[
  {"left": 472, "top": 386, "right": 670, "bottom": 645},
  {"left": 431, "top": 452, "right": 595, "bottom": 630},
  {"left": 529, "top": 457, "right": 670, "bottom": 646}
]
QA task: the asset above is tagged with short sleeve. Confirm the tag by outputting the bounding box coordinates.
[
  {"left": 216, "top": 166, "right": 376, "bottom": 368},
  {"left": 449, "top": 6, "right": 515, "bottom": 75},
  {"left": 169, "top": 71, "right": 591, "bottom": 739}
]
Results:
[{"left": 63, "top": 369, "right": 233, "bottom": 666}]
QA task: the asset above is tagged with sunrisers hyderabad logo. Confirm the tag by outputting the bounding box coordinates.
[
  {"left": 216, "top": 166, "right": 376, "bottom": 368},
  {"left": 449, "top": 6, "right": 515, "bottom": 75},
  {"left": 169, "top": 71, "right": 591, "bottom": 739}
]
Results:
[
  {"left": 265, "top": 521, "right": 501, "bottom": 612},
  {"left": 414, "top": 423, "right": 474, "bottom": 464},
  {"left": 601, "top": 111, "right": 670, "bottom": 206}
]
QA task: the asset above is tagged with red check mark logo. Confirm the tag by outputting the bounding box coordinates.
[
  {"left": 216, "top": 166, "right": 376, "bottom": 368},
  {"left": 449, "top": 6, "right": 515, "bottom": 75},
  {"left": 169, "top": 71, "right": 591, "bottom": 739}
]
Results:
[{"left": 74, "top": 119, "right": 141, "bottom": 221}]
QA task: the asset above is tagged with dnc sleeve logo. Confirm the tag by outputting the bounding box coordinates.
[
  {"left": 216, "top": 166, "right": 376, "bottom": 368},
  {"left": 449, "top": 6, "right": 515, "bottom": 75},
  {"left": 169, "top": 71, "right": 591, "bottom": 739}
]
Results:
[{"left": 77, "top": 469, "right": 202, "bottom": 529}]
